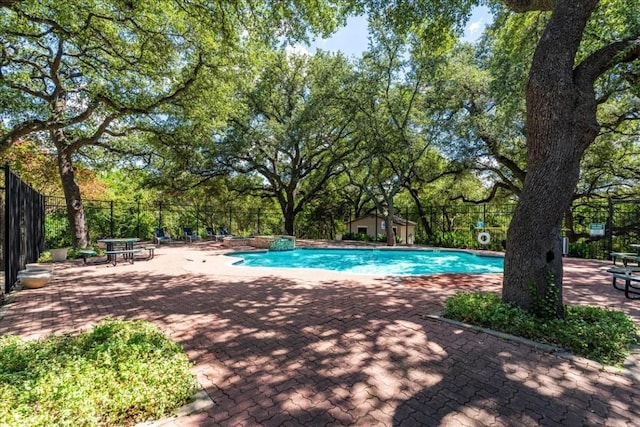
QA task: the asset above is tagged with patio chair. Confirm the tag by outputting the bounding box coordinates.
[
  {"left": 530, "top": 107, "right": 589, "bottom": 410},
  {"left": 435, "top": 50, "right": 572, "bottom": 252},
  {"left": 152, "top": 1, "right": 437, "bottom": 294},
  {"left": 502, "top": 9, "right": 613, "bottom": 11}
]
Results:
[
  {"left": 183, "top": 227, "right": 201, "bottom": 242},
  {"left": 206, "top": 226, "right": 227, "bottom": 241},
  {"left": 206, "top": 227, "right": 216, "bottom": 239},
  {"left": 153, "top": 227, "right": 172, "bottom": 245}
]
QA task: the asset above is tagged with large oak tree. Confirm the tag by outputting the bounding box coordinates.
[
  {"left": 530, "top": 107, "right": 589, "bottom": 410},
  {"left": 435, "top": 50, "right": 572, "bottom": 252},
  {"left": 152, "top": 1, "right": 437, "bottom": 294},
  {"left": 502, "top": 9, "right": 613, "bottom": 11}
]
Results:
[
  {"left": 219, "top": 50, "right": 357, "bottom": 235},
  {"left": 0, "top": 0, "right": 349, "bottom": 247},
  {"left": 499, "top": 0, "right": 639, "bottom": 314},
  {"left": 0, "top": 1, "right": 202, "bottom": 247},
  {"left": 347, "top": 23, "right": 454, "bottom": 246}
]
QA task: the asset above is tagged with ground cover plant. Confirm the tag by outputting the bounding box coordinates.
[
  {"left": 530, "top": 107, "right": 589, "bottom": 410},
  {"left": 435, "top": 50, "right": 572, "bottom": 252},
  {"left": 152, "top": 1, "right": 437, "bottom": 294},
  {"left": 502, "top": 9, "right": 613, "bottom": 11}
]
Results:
[
  {"left": 443, "top": 292, "right": 639, "bottom": 366},
  {"left": 0, "top": 319, "right": 197, "bottom": 427}
]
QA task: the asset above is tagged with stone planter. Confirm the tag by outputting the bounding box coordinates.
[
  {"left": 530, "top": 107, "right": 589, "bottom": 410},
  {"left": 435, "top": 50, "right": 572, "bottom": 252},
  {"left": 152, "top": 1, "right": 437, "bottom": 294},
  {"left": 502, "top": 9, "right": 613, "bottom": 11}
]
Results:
[
  {"left": 18, "top": 270, "right": 52, "bottom": 289},
  {"left": 50, "top": 248, "right": 68, "bottom": 262},
  {"left": 26, "top": 263, "right": 54, "bottom": 274}
]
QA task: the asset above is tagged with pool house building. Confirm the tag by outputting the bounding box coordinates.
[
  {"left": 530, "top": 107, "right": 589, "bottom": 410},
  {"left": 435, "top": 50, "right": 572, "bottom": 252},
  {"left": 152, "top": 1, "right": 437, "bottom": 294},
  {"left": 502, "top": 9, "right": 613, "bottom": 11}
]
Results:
[{"left": 346, "top": 214, "right": 416, "bottom": 244}]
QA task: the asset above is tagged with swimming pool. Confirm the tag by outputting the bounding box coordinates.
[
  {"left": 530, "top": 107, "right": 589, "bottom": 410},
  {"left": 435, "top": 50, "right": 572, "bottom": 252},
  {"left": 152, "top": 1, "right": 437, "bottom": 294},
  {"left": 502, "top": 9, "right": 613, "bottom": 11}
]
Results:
[{"left": 229, "top": 248, "right": 504, "bottom": 275}]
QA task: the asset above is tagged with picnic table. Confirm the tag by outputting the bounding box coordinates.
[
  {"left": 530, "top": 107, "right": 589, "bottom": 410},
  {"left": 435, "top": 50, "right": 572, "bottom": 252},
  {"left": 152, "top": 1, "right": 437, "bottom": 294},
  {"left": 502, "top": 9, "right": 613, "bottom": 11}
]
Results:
[
  {"left": 97, "top": 238, "right": 141, "bottom": 266},
  {"left": 606, "top": 266, "right": 640, "bottom": 299},
  {"left": 610, "top": 243, "right": 640, "bottom": 266}
]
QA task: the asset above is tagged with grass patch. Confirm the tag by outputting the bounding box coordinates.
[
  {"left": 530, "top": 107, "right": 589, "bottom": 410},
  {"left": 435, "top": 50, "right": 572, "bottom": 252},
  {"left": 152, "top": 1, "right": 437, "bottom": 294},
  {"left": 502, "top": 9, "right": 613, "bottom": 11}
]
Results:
[
  {"left": 443, "top": 292, "right": 639, "bottom": 365},
  {"left": 0, "top": 319, "right": 198, "bottom": 427}
]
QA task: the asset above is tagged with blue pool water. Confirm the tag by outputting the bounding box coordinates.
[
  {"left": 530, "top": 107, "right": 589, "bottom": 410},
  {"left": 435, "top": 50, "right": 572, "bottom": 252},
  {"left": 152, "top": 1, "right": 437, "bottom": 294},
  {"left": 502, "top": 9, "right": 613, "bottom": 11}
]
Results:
[{"left": 229, "top": 248, "right": 504, "bottom": 275}]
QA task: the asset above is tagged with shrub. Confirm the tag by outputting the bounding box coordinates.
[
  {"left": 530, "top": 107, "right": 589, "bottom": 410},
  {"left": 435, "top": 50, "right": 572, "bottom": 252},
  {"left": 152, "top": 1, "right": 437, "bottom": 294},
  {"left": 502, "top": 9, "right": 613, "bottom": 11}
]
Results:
[
  {"left": 444, "top": 292, "right": 639, "bottom": 365},
  {"left": 569, "top": 240, "right": 591, "bottom": 258},
  {"left": 0, "top": 319, "right": 197, "bottom": 427},
  {"left": 36, "top": 251, "right": 52, "bottom": 263}
]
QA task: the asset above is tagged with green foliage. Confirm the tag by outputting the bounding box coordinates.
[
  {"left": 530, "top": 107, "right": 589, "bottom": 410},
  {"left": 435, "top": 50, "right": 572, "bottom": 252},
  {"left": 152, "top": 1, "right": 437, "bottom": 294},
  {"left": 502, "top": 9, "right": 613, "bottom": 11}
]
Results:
[
  {"left": 528, "top": 271, "right": 560, "bottom": 320},
  {"left": 569, "top": 240, "right": 591, "bottom": 258},
  {"left": 343, "top": 232, "right": 375, "bottom": 242},
  {"left": 44, "top": 213, "right": 72, "bottom": 249},
  {"left": 0, "top": 319, "right": 197, "bottom": 427},
  {"left": 426, "top": 231, "right": 476, "bottom": 248},
  {"left": 342, "top": 232, "right": 400, "bottom": 243},
  {"left": 423, "top": 230, "right": 506, "bottom": 251},
  {"left": 36, "top": 251, "right": 51, "bottom": 263},
  {"left": 444, "top": 292, "right": 639, "bottom": 365}
]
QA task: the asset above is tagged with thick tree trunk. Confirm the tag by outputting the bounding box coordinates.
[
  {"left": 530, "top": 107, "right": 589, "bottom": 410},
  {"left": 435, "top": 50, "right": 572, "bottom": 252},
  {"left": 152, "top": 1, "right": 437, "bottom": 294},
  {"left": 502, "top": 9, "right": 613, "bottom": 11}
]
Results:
[
  {"left": 283, "top": 210, "right": 295, "bottom": 236},
  {"left": 274, "top": 189, "right": 295, "bottom": 236},
  {"left": 50, "top": 94, "right": 90, "bottom": 248},
  {"left": 407, "top": 188, "right": 433, "bottom": 236},
  {"left": 503, "top": 152, "right": 583, "bottom": 314},
  {"left": 55, "top": 143, "right": 90, "bottom": 248},
  {"left": 503, "top": 1, "right": 599, "bottom": 315},
  {"left": 282, "top": 194, "right": 296, "bottom": 236},
  {"left": 385, "top": 203, "right": 396, "bottom": 246}
]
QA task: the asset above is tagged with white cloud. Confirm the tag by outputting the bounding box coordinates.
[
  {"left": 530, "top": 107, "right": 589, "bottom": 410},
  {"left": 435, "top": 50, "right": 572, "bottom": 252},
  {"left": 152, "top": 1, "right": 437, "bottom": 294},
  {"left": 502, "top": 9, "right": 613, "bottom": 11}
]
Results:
[
  {"left": 467, "top": 20, "right": 484, "bottom": 36},
  {"left": 462, "top": 6, "right": 493, "bottom": 42},
  {"left": 285, "top": 44, "right": 311, "bottom": 57}
]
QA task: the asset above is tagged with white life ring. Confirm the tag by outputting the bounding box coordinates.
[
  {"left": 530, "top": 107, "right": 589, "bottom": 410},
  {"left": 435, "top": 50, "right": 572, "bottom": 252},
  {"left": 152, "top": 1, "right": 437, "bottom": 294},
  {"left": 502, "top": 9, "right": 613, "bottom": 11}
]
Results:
[{"left": 477, "top": 232, "right": 491, "bottom": 245}]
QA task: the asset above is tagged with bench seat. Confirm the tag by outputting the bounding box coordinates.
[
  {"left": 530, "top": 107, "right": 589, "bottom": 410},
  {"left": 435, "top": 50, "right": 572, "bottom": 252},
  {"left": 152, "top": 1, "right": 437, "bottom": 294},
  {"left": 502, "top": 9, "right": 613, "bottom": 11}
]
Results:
[
  {"left": 608, "top": 271, "right": 640, "bottom": 299},
  {"left": 105, "top": 248, "right": 142, "bottom": 266},
  {"left": 79, "top": 250, "right": 98, "bottom": 264},
  {"left": 144, "top": 246, "right": 155, "bottom": 259},
  {"left": 609, "top": 252, "right": 639, "bottom": 266}
]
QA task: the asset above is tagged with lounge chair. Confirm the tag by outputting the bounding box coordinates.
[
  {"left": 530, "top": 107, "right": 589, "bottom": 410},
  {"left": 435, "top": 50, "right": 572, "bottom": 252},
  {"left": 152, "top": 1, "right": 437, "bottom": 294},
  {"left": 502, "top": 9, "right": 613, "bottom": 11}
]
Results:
[
  {"left": 206, "top": 227, "right": 216, "bottom": 239},
  {"left": 153, "top": 227, "right": 172, "bottom": 245},
  {"left": 183, "top": 227, "right": 201, "bottom": 242},
  {"left": 206, "top": 226, "right": 226, "bottom": 241}
]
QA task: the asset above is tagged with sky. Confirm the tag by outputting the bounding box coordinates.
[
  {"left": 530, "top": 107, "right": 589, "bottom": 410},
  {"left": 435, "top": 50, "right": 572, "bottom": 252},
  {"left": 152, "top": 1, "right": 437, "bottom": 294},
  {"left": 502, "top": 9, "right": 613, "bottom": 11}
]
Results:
[{"left": 303, "top": 6, "right": 493, "bottom": 57}]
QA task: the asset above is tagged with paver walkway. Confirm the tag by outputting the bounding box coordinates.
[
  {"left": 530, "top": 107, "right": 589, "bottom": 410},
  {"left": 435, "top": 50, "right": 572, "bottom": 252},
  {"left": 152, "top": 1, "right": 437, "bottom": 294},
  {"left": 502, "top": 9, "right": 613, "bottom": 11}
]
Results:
[{"left": 1, "top": 241, "right": 639, "bottom": 426}]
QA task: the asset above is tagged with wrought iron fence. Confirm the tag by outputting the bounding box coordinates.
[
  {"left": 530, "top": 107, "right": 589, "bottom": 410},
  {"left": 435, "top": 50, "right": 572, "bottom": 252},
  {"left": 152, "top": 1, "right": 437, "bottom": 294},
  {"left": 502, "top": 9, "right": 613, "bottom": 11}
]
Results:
[
  {"left": 44, "top": 197, "right": 287, "bottom": 245},
  {"left": 1, "top": 165, "right": 45, "bottom": 296},
  {"left": 43, "top": 195, "right": 640, "bottom": 261}
]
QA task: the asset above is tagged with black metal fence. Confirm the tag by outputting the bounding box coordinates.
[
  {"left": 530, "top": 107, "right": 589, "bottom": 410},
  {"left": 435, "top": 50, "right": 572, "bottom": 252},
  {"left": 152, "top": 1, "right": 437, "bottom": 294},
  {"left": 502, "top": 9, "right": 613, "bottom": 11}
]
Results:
[
  {"left": 1, "top": 165, "right": 45, "bottom": 297},
  {"left": 43, "top": 195, "right": 640, "bottom": 260},
  {"left": 44, "top": 196, "right": 289, "bottom": 245},
  {"left": 38, "top": 185, "right": 640, "bottom": 266}
]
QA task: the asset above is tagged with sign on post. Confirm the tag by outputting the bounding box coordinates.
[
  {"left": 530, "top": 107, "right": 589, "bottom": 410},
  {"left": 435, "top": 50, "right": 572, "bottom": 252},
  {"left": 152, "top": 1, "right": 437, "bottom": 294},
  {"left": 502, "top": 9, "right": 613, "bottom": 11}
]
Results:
[{"left": 589, "top": 223, "right": 605, "bottom": 237}]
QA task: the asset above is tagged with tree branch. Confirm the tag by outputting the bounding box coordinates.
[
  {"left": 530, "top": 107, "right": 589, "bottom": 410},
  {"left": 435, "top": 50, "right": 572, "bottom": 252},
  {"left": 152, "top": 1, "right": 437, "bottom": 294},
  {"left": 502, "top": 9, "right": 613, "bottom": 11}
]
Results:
[
  {"left": 450, "top": 182, "right": 513, "bottom": 204},
  {"left": 0, "top": 0, "right": 21, "bottom": 8},
  {"left": 503, "top": 0, "right": 555, "bottom": 12},
  {"left": 575, "top": 36, "right": 640, "bottom": 88}
]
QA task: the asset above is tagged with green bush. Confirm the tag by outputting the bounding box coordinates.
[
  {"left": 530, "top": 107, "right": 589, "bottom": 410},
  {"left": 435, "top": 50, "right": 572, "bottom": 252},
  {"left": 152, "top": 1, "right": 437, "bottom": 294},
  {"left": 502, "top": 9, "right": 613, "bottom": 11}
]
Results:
[
  {"left": 36, "top": 251, "right": 52, "bottom": 263},
  {"left": 343, "top": 232, "right": 372, "bottom": 241},
  {"left": 424, "top": 231, "right": 506, "bottom": 251},
  {"left": 444, "top": 292, "right": 639, "bottom": 365},
  {"left": 0, "top": 319, "right": 197, "bottom": 427},
  {"left": 569, "top": 240, "right": 591, "bottom": 258}
]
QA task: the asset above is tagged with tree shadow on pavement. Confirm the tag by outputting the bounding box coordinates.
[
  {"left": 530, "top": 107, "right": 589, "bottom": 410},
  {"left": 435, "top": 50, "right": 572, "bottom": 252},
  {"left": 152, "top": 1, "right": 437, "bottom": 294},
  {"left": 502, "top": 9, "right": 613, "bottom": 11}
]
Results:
[{"left": 1, "top": 263, "right": 638, "bottom": 426}]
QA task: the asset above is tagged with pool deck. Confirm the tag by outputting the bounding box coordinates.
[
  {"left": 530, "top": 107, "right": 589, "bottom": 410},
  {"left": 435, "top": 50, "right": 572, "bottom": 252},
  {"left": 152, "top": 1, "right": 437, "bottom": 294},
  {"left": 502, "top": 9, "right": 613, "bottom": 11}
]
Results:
[{"left": 1, "top": 240, "right": 639, "bottom": 426}]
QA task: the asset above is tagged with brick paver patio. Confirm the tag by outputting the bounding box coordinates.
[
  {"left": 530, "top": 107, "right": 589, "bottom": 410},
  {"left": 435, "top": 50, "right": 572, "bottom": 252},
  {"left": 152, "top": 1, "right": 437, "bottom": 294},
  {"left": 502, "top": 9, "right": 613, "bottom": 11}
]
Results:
[{"left": 1, "top": 241, "right": 639, "bottom": 426}]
